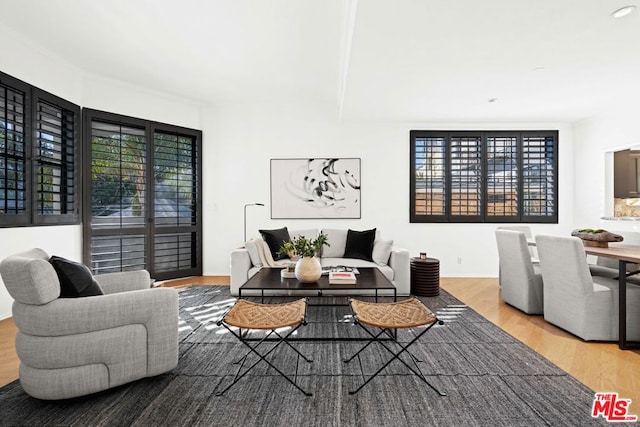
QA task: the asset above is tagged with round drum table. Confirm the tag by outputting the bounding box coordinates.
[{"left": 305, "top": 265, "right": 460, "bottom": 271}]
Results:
[{"left": 410, "top": 257, "right": 440, "bottom": 297}]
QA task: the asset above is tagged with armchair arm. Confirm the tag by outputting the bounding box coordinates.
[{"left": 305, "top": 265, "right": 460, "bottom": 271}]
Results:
[
  {"left": 389, "top": 248, "right": 410, "bottom": 295},
  {"left": 94, "top": 270, "right": 151, "bottom": 294},
  {"left": 231, "top": 248, "right": 252, "bottom": 295}
]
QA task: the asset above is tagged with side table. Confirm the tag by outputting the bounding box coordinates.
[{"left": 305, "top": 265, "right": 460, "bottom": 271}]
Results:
[{"left": 410, "top": 257, "right": 440, "bottom": 297}]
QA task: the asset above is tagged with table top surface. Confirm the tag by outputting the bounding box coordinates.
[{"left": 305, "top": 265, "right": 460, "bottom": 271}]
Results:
[
  {"left": 239, "top": 267, "right": 396, "bottom": 291},
  {"left": 583, "top": 243, "right": 640, "bottom": 264}
]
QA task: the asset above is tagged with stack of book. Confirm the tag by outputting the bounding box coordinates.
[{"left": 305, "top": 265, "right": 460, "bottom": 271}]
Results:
[
  {"left": 328, "top": 271, "right": 357, "bottom": 285},
  {"left": 322, "top": 266, "right": 360, "bottom": 275}
]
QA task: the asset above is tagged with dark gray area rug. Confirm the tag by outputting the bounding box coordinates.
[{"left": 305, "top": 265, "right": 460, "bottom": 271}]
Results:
[{"left": 0, "top": 286, "right": 622, "bottom": 426}]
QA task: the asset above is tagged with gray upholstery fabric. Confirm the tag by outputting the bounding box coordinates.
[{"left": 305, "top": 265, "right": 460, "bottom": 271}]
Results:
[
  {"left": 0, "top": 248, "right": 179, "bottom": 400},
  {"left": 372, "top": 239, "right": 394, "bottom": 265},
  {"left": 535, "top": 235, "right": 640, "bottom": 342},
  {"left": 94, "top": 270, "right": 152, "bottom": 294},
  {"left": 289, "top": 228, "right": 318, "bottom": 241},
  {"left": 496, "top": 225, "right": 538, "bottom": 262},
  {"left": 495, "top": 230, "right": 543, "bottom": 314},
  {"left": 0, "top": 248, "right": 60, "bottom": 305},
  {"left": 320, "top": 228, "right": 348, "bottom": 258}
]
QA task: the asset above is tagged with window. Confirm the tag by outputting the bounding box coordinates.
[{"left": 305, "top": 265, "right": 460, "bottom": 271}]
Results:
[
  {"left": 83, "top": 109, "right": 202, "bottom": 280},
  {"left": 410, "top": 130, "right": 558, "bottom": 223},
  {"left": 1, "top": 71, "right": 80, "bottom": 227}
]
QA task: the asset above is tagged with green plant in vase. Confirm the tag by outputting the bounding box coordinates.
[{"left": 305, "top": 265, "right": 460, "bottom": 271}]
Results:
[
  {"left": 277, "top": 232, "right": 329, "bottom": 259},
  {"left": 278, "top": 233, "right": 330, "bottom": 283}
]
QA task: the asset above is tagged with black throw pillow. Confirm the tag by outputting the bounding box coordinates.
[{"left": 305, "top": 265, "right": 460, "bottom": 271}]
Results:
[
  {"left": 344, "top": 228, "right": 376, "bottom": 261},
  {"left": 49, "top": 256, "right": 104, "bottom": 298},
  {"left": 259, "top": 227, "right": 291, "bottom": 261}
]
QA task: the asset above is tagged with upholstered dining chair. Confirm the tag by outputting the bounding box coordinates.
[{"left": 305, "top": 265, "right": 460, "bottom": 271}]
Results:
[
  {"left": 495, "top": 229, "right": 543, "bottom": 314},
  {"left": 0, "top": 248, "right": 179, "bottom": 400},
  {"left": 535, "top": 235, "right": 640, "bottom": 341},
  {"left": 496, "top": 225, "right": 537, "bottom": 261}
]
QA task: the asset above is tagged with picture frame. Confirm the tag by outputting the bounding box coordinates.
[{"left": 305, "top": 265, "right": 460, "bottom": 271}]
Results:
[{"left": 270, "top": 158, "right": 361, "bottom": 219}]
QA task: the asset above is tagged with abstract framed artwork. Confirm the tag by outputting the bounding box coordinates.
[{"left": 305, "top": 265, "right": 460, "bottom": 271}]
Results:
[{"left": 270, "top": 158, "right": 361, "bottom": 219}]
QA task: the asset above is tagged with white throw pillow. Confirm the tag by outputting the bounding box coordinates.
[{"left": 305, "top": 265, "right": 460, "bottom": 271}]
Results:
[
  {"left": 290, "top": 229, "right": 318, "bottom": 241},
  {"left": 245, "top": 239, "right": 263, "bottom": 267},
  {"left": 321, "top": 229, "right": 348, "bottom": 258},
  {"left": 372, "top": 239, "right": 394, "bottom": 265}
]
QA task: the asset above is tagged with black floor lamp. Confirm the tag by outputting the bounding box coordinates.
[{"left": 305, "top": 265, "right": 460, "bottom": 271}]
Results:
[{"left": 244, "top": 203, "right": 265, "bottom": 243}]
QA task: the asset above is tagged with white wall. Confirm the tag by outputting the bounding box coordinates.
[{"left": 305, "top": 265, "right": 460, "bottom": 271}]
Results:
[
  {"left": 201, "top": 101, "right": 575, "bottom": 279},
  {"left": 81, "top": 74, "right": 201, "bottom": 130}
]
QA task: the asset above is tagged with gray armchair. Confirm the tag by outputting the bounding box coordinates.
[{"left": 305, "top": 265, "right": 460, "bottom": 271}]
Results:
[
  {"left": 0, "top": 248, "right": 179, "bottom": 400},
  {"left": 495, "top": 229, "right": 543, "bottom": 314},
  {"left": 535, "top": 235, "right": 640, "bottom": 341}
]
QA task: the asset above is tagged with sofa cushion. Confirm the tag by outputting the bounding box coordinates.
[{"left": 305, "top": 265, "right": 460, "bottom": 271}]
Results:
[
  {"left": 290, "top": 229, "right": 318, "bottom": 241},
  {"left": 344, "top": 228, "right": 376, "bottom": 261},
  {"left": 321, "top": 229, "right": 348, "bottom": 258},
  {"left": 372, "top": 239, "right": 394, "bottom": 265},
  {"left": 49, "top": 256, "right": 104, "bottom": 298},
  {"left": 259, "top": 227, "right": 291, "bottom": 261}
]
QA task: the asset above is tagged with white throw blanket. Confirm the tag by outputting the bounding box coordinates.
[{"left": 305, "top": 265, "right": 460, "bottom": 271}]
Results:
[{"left": 253, "top": 239, "right": 291, "bottom": 268}]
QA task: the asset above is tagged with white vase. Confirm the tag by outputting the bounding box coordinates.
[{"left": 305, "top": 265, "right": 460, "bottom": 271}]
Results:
[{"left": 295, "top": 256, "right": 322, "bottom": 283}]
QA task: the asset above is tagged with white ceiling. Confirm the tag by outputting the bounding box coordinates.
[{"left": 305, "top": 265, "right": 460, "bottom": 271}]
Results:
[{"left": 3, "top": 0, "right": 640, "bottom": 123}]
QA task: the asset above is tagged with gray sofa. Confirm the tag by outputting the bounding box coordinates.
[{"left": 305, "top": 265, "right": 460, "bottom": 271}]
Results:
[
  {"left": 231, "top": 228, "right": 410, "bottom": 296},
  {"left": 0, "top": 248, "right": 179, "bottom": 400}
]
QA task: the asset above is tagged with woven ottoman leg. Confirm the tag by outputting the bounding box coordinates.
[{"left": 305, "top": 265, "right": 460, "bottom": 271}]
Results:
[
  {"left": 344, "top": 297, "right": 446, "bottom": 396},
  {"left": 345, "top": 322, "right": 446, "bottom": 396},
  {"left": 215, "top": 298, "right": 313, "bottom": 397}
]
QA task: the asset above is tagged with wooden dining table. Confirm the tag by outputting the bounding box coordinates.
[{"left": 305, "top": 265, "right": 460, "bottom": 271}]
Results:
[{"left": 583, "top": 244, "right": 640, "bottom": 350}]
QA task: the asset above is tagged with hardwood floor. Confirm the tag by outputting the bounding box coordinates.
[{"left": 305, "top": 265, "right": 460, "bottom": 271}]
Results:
[{"left": 0, "top": 276, "right": 638, "bottom": 414}]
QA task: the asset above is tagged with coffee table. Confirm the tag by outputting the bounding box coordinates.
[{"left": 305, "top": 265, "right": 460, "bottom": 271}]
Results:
[{"left": 239, "top": 267, "right": 397, "bottom": 304}]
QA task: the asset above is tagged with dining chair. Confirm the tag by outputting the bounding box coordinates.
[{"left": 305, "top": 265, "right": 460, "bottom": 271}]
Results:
[
  {"left": 496, "top": 225, "right": 538, "bottom": 261},
  {"left": 535, "top": 235, "right": 640, "bottom": 341},
  {"left": 495, "top": 229, "right": 543, "bottom": 314}
]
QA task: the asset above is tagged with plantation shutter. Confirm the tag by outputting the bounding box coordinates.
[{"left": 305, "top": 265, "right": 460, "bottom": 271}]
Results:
[
  {"left": 83, "top": 109, "right": 202, "bottom": 280},
  {"left": 0, "top": 77, "right": 29, "bottom": 226},
  {"left": 522, "top": 133, "right": 557, "bottom": 222},
  {"left": 152, "top": 130, "right": 200, "bottom": 277},
  {"left": 411, "top": 130, "right": 558, "bottom": 223},
  {"left": 411, "top": 133, "right": 447, "bottom": 222},
  {"left": 33, "top": 92, "right": 80, "bottom": 224},
  {"left": 486, "top": 134, "right": 518, "bottom": 221},
  {"left": 88, "top": 119, "right": 148, "bottom": 274},
  {"left": 449, "top": 134, "right": 482, "bottom": 221}
]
